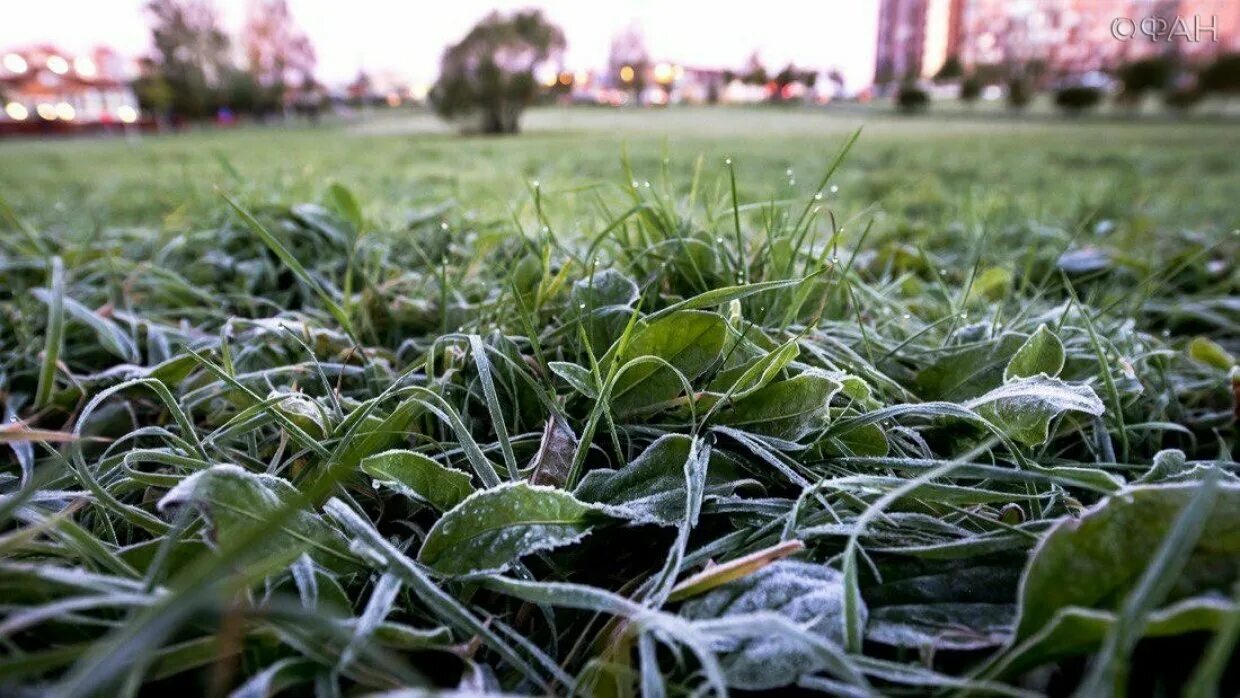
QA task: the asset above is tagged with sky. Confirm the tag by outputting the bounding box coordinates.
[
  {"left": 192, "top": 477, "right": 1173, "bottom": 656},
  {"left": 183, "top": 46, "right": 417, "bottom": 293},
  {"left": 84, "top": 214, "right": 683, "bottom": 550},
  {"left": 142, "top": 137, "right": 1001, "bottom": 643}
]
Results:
[{"left": 1, "top": 1, "right": 881, "bottom": 90}]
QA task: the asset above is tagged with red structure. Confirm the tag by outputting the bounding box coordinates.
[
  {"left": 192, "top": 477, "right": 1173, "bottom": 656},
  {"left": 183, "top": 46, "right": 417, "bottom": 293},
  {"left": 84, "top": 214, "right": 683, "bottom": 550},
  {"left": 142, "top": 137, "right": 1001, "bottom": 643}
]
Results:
[{"left": 1, "top": 45, "right": 145, "bottom": 136}]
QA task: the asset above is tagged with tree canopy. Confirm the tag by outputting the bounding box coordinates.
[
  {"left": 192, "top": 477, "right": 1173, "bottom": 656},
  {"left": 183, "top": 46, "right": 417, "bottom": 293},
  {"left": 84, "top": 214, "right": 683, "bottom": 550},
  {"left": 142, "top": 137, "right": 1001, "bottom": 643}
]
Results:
[{"left": 430, "top": 10, "right": 566, "bottom": 135}]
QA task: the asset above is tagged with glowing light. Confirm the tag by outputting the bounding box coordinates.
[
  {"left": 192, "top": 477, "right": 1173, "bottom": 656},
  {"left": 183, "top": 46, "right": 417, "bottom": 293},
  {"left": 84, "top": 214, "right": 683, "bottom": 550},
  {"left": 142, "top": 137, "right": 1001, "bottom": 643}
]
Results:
[
  {"left": 117, "top": 105, "right": 138, "bottom": 123},
  {"left": 56, "top": 102, "right": 75, "bottom": 121},
  {"left": 386, "top": 92, "right": 401, "bottom": 107},
  {"left": 74, "top": 56, "right": 97, "bottom": 78},
  {"left": 5, "top": 102, "right": 28, "bottom": 121},
  {"left": 36, "top": 103, "right": 57, "bottom": 120},
  {"left": 46, "top": 55, "right": 69, "bottom": 75},
  {"left": 408, "top": 83, "right": 428, "bottom": 100},
  {"left": 574, "top": 70, "right": 589, "bottom": 86},
  {"left": 536, "top": 65, "right": 558, "bottom": 88},
  {"left": 619, "top": 65, "right": 634, "bottom": 83},
  {"left": 653, "top": 63, "right": 675, "bottom": 85},
  {"left": 3, "top": 53, "right": 28, "bottom": 74},
  {"left": 558, "top": 72, "right": 572, "bottom": 86}
]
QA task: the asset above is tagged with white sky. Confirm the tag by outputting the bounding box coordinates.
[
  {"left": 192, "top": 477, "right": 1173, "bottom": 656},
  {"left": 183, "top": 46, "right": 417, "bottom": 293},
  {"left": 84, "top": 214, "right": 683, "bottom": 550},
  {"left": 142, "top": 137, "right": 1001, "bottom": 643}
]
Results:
[{"left": 1, "top": 1, "right": 880, "bottom": 89}]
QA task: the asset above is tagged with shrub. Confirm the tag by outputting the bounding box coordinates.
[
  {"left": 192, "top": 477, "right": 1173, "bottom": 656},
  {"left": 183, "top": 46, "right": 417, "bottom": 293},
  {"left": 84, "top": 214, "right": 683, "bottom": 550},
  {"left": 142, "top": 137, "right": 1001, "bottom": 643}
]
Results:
[
  {"left": 1006, "top": 78, "right": 1032, "bottom": 110},
  {"left": 960, "top": 75, "right": 983, "bottom": 103},
  {"left": 896, "top": 83, "right": 929, "bottom": 113},
  {"left": 1055, "top": 86, "right": 1103, "bottom": 114},
  {"left": 1163, "top": 86, "right": 1204, "bottom": 112}
]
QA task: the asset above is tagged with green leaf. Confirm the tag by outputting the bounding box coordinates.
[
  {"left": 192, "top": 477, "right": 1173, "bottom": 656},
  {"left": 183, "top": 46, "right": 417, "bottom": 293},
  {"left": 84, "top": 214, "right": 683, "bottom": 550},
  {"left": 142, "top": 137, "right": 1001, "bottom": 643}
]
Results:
[
  {"left": 575, "top": 434, "right": 711, "bottom": 525},
  {"left": 1013, "top": 482, "right": 1240, "bottom": 644},
  {"left": 604, "top": 310, "right": 726, "bottom": 417},
  {"left": 993, "top": 598, "right": 1237, "bottom": 679},
  {"left": 914, "top": 333, "right": 1025, "bottom": 401},
  {"left": 570, "top": 269, "right": 638, "bottom": 309},
  {"left": 418, "top": 482, "right": 608, "bottom": 576},
  {"left": 1188, "top": 336, "right": 1235, "bottom": 370},
  {"left": 965, "top": 374, "right": 1105, "bottom": 445},
  {"left": 713, "top": 370, "right": 841, "bottom": 441},
  {"left": 361, "top": 449, "right": 475, "bottom": 511},
  {"left": 325, "top": 182, "right": 363, "bottom": 231},
  {"left": 1004, "top": 324, "right": 1065, "bottom": 382},
  {"left": 549, "top": 361, "right": 598, "bottom": 398},
  {"left": 678, "top": 560, "right": 861, "bottom": 690},
  {"left": 157, "top": 465, "right": 356, "bottom": 572}
]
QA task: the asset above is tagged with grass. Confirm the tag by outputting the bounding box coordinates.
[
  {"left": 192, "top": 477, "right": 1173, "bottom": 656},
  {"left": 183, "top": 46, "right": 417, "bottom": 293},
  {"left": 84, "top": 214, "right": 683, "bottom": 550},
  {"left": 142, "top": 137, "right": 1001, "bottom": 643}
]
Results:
[{"left": 0, "top": 106, "right": 1237, "bottom": 695}]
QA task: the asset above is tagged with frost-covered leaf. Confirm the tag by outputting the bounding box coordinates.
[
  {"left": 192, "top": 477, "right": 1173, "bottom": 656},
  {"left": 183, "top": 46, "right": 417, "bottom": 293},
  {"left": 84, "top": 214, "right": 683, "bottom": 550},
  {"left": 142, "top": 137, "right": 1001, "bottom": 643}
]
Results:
[
  {"left": 361, "top": 449, "right": 475, "bottom": 511},
  {"left": 157, "top": 465, "right": 355, "bottom": 571},
  {"left": 867, "top": 603, "right": 1012, "bottom": 650},
  {"left": 549, "top": 361, "right": 598, "bottom": 399},
  {"left": 571, "top": 269, "right": 639, "bottom": 310},
  {"left": 914, "top": 333, "right": 1026, "bottom": 401},
  {"left": 1004, "top": 324, "right": 1065, "bottom": 382},
  {"left": 574, "top": 434, "right": 724, "bottom": 525},
  {"left": 604, "top": 310, "right": 726, "bottom": 416},
  {"left": 418, "top": 482, "right": 610, "bottom": 576},
  {"left": 678, "top": 560, "right": 859, "bottom": 690},
  {"left": 713, "top": 370, "right": 840, "bottom": 441},
  {"left": 965, "top": 374, "right": 1104, "bottom": 445},
  {"left": 1014, "top": 482, "right": 1240, "bottom": 643}
]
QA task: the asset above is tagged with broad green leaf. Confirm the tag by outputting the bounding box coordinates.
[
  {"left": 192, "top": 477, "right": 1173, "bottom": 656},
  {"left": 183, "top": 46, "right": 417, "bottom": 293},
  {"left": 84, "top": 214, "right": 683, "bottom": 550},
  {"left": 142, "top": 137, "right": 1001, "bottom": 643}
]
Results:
[
  {"left": 713, "top": 370, "right": 841, "bottom": 441},
  {"left": 361, "top": 449, "right": 475, "bottom": 511},
  {"left": 867, "top": 602, "right": 1013, "bottom": 650},
  {"left": 1004, "top": 324, "right": 1065, "bottom": 382},
  {"left": 157, "top": 465, "right": 356, "bottom": 572},
  {"left": 605, "top": 310, "right": 726, "bottom": 417},
  {"left": 570, "top": 269, "right": 638, "bottom": 309},
  {"left": 549, "top": 361, "right": 598, "bottom": 398},
  {"left": 993, "top": 598, "right": 1237, "bottom": 679},
  {"left": 575, "top": 434, "right": 736, "bottom": 525},
  {"left": 679, "top": 560, "right": 861, "bottom": 690},
  {"left": 965, "top": 374, "right": 1104, "bottom": 445},
  {"left": 418, "top": 482, "right": 608, "bottom": 576},
  {"left": 325, "top": 182, "right": 363, "bottom": 231},
  {"left": 705, "top": 340, "right": 799, "bottom": 401},
  {"left": 1014, "top": 482, "right": 1240, "bottom": 643},
  {"left": 914, "top": 333, "right": 1025, "bottom": 401}
]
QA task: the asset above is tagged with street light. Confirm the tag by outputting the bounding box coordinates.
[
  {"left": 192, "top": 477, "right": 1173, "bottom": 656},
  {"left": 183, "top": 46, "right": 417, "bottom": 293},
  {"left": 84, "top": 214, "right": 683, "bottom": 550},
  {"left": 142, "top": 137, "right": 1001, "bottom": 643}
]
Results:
[
  {"left": 619, "top": 65, "right": 635, "bottom": 83},
  {"left": 5, "top": 102, "right": 28, "bottom": 121},
  {"left": 3, "top": 53, "right": 27, "bottom": 74},
  {"left": 653, "top": 62, "right": 675, "bottom": 85},
  {"left": 47, "top": 55, "right": 69, "bottom": 75}
]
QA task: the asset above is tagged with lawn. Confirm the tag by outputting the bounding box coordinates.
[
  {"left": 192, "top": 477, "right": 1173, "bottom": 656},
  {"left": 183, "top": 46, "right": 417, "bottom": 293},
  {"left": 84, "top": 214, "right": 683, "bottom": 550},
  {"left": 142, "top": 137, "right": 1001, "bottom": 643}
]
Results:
[{"left": 0, "top": 106, "right": 1237, "bottom": 695}]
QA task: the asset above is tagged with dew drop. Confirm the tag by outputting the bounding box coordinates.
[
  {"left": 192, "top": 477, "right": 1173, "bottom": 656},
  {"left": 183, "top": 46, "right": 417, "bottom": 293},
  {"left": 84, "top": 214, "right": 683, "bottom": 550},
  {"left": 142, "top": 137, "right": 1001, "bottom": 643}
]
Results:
[{"left": 829, "top": 184, "right": 839, "bottom": 193}]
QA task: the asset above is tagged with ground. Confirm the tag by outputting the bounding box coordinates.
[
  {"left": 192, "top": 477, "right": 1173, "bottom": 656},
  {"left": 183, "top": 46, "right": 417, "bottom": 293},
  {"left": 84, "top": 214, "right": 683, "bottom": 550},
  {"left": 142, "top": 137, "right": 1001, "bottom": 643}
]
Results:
[
  {"left": 3, "top": 106, "right": 1239, "bottom": 239},
  {"left": 1, "top": 106, "right": 1238, "bottom": 695}
]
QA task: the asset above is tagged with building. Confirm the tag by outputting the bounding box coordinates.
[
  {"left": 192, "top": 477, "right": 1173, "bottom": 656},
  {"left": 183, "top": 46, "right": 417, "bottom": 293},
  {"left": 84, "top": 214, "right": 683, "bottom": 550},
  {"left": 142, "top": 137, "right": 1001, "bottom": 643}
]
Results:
[
  {"left": 876, "top": 0, "right": 1240, "bottom": 85},
  {"left": 875, "top": 0, "right": 931, "bottom": 83},
  {"left": 1, "top": 45, "right": 141, "bottom": 130}
]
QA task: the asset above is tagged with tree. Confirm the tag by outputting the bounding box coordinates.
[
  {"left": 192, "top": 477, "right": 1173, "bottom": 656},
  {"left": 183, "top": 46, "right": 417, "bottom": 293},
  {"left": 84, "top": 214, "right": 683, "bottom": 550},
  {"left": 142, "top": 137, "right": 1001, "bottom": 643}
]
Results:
[
  {"left": 430, "top": 10, "right": 565, "bottom": 135},
  {"left": 1055, "top": 86, "right": 1102, "bottom": 115},
  {"left": 145, "top": 0, "right": 233, "bottom": 119},
  {"left": 1115, "top": 56, "right": 1171, "bottom": 106},
  {"left": 607, "top": 23, "right": 648, "bottom": 97},
  {"left": 741, "top": 52, "right": 768, "bottom": 86},
  {"left": 1006, "top": 77, "right": 1032, "bottom": 111},
  {"left": 960, "top": 74, "right": 982, "bottom": 104},
  {"left": 241, "top": 0, "right": 316, "bottom": 114},
  {"left": 935, "top": 54, "right": 963, "bottom": 82},
  {"left": 1199, "top": 53, "right": 1240, "bottom": 96}
]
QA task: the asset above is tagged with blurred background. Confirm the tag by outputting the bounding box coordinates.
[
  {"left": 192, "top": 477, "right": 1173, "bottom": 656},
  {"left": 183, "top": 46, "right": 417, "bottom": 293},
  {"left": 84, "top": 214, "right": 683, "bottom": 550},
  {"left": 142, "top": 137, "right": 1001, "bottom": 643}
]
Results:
[{"left": 1, "top": 0, "right": 1239, "bottom": 135}]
